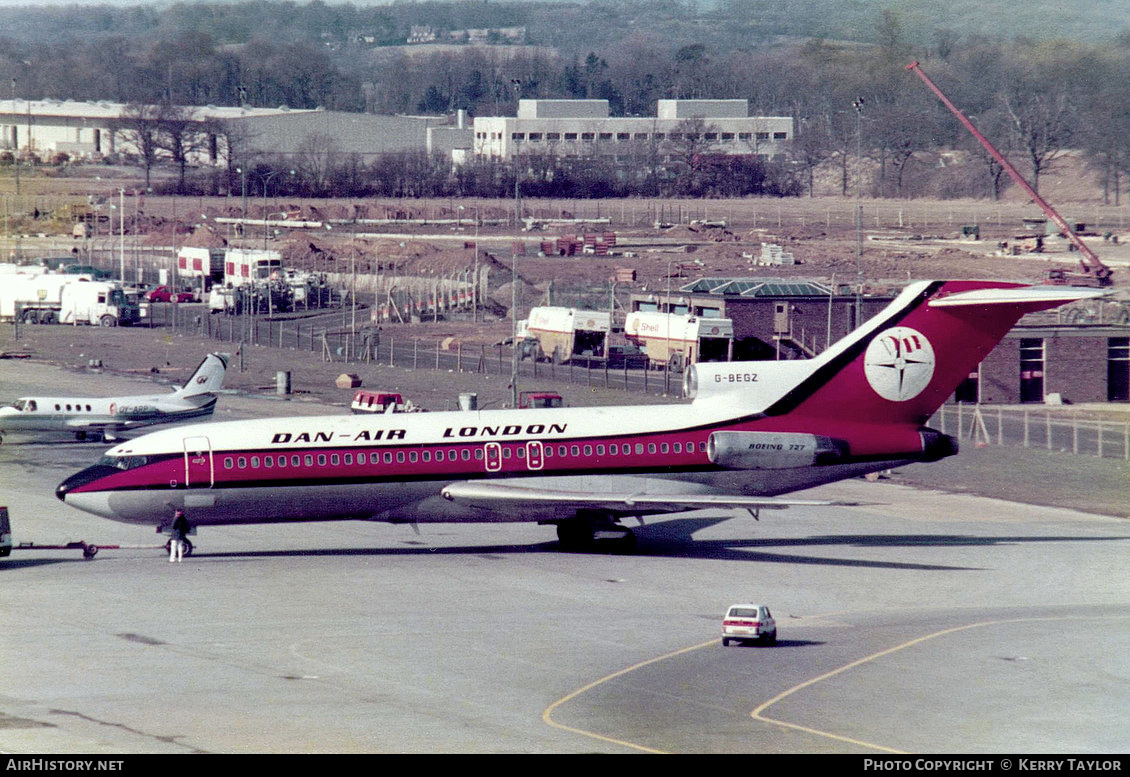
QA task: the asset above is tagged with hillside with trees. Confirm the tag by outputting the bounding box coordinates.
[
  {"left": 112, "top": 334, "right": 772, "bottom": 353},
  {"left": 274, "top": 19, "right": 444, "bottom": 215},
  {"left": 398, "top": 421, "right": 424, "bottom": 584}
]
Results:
[{"left": 3, "top": 1, "right": 1130, "bottom": 201}]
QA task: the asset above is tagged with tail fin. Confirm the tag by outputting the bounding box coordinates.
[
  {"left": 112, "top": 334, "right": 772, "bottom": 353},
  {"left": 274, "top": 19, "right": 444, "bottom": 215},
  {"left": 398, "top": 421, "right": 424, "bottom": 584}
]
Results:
[
  {"left": 768, "top": 280, "right": 1106, "bottom": 427},
  {"left": 175, "top": 353, "right": 228, "bottom": 398}
]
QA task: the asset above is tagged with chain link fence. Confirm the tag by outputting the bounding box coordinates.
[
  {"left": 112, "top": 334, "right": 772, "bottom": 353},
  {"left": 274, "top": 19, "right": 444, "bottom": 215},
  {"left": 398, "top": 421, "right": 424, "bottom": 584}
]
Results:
[{"left": 148, "top": 302, "right": 687, "bottom": 401}]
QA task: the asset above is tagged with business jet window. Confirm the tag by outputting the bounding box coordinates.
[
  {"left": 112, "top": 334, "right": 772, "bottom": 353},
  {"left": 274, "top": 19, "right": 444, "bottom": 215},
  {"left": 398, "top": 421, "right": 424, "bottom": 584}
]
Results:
[{"left": 86, "top": 404, "right": 92, "bottom": 411}]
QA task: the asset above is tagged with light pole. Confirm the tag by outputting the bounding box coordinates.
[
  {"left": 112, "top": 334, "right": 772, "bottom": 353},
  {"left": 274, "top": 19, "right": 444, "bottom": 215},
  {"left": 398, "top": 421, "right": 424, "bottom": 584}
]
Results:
[
  {"left": 852, "top": 97, "right": 865, "bottom": 328},
  {"left": 117, "top": 188, "right": 125, "bottom": 284},
  {"left": 10, "top": 77, "right": 18, "bottom": 197},
  {"left": 235, "top": 166, "right": 248, "bottom": 246},
  {"left": 511, "top": 79, "right": 522, "bottom": 230},
  {"left": 510, "top": 78, "right": 523, "bottom": 408}
]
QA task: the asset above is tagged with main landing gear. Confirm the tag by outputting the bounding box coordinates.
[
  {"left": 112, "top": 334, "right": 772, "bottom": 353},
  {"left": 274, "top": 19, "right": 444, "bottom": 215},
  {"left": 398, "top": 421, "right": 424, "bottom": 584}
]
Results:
[{"left": 554, "top": 511, "right": 637, "bottom": 554}]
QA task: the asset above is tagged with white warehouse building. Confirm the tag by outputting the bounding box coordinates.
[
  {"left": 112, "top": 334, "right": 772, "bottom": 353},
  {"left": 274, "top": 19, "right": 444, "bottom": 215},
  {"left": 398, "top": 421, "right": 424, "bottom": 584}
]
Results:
[
  {"left": 0, "top": 99, "right": 309, "bottom": 161},
  {"left": 474, "top": 99, "right": 793, "bottom": 161},
  {"left": 0, "top": 100, "right": 469, "bottom": 165}
]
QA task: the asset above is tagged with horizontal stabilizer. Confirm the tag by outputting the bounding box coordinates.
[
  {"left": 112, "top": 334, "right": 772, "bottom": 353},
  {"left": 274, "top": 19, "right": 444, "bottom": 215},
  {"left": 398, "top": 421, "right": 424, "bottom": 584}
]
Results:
[
  {"left": 929, "top": 286, "right": 1108, "bottom": 308},
  {"left": 441, "top": 481, "right": 859, "bottom": 515}
]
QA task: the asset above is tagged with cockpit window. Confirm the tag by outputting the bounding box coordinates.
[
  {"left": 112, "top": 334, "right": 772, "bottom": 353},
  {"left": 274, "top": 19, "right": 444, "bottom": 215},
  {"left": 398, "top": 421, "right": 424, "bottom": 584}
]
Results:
[
  {"left": 98, "top": 455, "right": 148, "bottom": 471},
  {"left": 11, "top": 399, "right": 36, "bottom": 411}
]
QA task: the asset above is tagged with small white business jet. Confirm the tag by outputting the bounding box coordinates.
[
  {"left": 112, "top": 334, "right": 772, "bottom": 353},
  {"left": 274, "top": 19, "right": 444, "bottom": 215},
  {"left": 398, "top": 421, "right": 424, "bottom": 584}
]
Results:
[
  {"left": 56, "top": 282, "right": 1102, "bottom": 552},
  {"left": 1, "top": 353, "right": 227, "bottom": 443}
]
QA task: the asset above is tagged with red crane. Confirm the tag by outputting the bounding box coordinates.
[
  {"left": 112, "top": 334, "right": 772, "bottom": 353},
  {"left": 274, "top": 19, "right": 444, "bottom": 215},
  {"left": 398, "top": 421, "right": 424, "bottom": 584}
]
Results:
[{"left": 907, "top": 60, "right": 1113, "bottom": 287}]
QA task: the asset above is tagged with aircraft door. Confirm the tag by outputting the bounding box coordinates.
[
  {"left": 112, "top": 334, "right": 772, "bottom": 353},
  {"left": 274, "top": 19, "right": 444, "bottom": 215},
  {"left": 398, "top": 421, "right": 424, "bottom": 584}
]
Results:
[
  {"left": 526, "top": 441, "right": 544, "bottom": 470},
  {"left": 183, "top": 436, "right": 214, "bottom": 488},
  {"left": 484, "top": 442, "right": 502, "bottom": 473}
]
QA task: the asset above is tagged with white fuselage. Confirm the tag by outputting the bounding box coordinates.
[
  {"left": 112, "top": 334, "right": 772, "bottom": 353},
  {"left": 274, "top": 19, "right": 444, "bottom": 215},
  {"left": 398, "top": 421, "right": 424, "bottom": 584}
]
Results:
[{"left": 0, "top": 392, "right": 216, "bottom": 438}]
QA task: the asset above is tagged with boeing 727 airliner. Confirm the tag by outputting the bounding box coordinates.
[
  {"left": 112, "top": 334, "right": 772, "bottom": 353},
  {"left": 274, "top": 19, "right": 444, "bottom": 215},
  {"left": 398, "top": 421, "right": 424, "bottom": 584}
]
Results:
[
  {"left": 1, "top": 353, "right": 227, "bottom": 443},
  {"left": 56, "top": 282, "right": 1101, "bottom": 551}
]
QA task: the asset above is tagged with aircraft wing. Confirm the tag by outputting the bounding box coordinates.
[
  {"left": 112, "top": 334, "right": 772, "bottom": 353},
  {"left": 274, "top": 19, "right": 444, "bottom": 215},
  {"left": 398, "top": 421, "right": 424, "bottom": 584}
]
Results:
[
  {"left": 63, "top": 419, "right": 124, "bottom": 431},
  {"left": 440, "top": 481, "right": 858, "bottom": 515}
]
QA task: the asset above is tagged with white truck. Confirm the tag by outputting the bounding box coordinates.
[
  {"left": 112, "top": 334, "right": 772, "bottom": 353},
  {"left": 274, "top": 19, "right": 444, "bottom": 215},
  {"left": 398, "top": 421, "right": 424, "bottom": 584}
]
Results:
[
  {"left": 209, "top": 248, "right": 285, "bottom": 313},
  {"left": 177, "top": 247, "right": 225, "bottom": 290},
  {"left": 623, "top": 312, "right": 733, "bottom": 372},
  {"left": 522, "top": 306, "right": 611, "bottom": 364},
  {"left": 0, "top": 275, "right": 139, "bottom": 326},
  {"left": 223, "top": 248, "right": 283, "bottom": 287}
]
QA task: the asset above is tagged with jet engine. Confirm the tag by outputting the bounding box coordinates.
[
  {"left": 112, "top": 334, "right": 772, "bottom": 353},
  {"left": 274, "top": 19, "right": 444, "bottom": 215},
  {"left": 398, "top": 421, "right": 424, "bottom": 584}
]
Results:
[{"left": 707, "top": 431, "right": 848, "bottom": 470}]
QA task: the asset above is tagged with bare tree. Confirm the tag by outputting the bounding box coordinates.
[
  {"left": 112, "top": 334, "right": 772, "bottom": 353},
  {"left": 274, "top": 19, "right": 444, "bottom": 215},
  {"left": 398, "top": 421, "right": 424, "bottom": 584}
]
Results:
[
  {"left": 1002, "top": 79, "right": 1075, "bottom": 195},
  {"left": 155, "top": 105, "right": 215, "bottom": 192},
  {"left": 113, "top": 104, "right": 163, "bottom": 189},
  {"left": 294, "top": 132, "right": 341, "bottom": 197},
  {"left": 663, "top": 117, "right": 718, "bottom": 196},
  {"left": 792, "top": 113, "right": 833, "bottom": 197}
]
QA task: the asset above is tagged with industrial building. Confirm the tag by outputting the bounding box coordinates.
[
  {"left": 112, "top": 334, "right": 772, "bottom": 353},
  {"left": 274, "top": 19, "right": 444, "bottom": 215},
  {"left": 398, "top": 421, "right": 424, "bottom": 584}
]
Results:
[
  {"left": 2, "top": 97, "right": 786, "bottom": 171},
  {"left": 473, "top": 99, "right": 792, "bottom": 162},
  {"left": 0, "top": 99, "right": 469, "bottom": 166},
  {"left": 0, "top": 99, "right": 305, "bottom": 162}
]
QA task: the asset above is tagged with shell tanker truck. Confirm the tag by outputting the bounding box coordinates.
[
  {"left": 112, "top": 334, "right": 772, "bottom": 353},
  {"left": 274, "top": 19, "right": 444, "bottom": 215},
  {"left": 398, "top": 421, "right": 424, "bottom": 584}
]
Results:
[
  {"left": 521, "top": 306, "right": 611, "bottom": 364},
  {"left": 0, "top": 274, "right": 138, "bottom": 326},
  {"left": 623, "top": 312, "right": 733, "bottom": 372}
]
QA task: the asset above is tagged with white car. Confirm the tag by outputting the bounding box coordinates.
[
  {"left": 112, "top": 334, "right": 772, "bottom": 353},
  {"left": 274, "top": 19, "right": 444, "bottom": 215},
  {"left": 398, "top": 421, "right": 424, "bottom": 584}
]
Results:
[{"left": 722, "top": 604, "right": 777, "bottom": 646}]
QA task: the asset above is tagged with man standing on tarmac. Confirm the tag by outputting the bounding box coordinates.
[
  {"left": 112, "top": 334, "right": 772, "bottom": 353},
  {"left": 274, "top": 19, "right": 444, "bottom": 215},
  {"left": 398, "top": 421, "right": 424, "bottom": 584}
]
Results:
[{"left": 169, "top": 509, "right": 189, "bottom": 563}]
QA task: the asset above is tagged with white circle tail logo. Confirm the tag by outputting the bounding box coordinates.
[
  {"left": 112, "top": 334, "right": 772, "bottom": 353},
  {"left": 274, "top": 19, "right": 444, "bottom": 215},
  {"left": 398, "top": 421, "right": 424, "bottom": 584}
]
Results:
[{"left": 864, "top": 327, "right": 936, "bottom": 402}]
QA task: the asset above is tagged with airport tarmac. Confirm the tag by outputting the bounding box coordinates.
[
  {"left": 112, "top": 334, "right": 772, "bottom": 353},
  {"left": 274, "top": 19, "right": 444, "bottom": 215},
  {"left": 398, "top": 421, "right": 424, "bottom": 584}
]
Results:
[{"left": 2, "top": 360, "right": 1129, "bottom": 753}]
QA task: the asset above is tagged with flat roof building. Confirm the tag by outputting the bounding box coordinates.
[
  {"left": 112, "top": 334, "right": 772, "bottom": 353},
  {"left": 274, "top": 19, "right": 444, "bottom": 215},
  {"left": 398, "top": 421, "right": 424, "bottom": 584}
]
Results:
[
  {"left": 474, "top": 99, "right": 792, "bottom": 162},
  {"left": 0, "top": 100, "right": 470, "bottom": 167},
  {"left": 0, "top": 99, "right": 310, "bottom": 162}
]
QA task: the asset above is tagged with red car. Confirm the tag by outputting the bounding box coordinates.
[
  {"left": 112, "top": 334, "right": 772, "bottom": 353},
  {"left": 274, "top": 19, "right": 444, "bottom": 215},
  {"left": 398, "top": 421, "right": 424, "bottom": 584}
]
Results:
[{"left": 145, "top": 286, "right": 196, "bottom": 303}]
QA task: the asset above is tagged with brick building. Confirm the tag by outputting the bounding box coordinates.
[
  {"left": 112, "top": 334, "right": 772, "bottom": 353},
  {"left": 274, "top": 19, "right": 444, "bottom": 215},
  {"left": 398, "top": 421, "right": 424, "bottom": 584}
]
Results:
[{"left": 633, "top": 278, "right": 1130, "bottom": 405}]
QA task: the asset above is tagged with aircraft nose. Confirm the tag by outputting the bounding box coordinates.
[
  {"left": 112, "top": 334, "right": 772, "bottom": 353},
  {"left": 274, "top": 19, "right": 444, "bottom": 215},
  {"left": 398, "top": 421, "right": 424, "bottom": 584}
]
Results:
[{"left": 56, "top": 465, "right": 119, "bottom": 501}]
